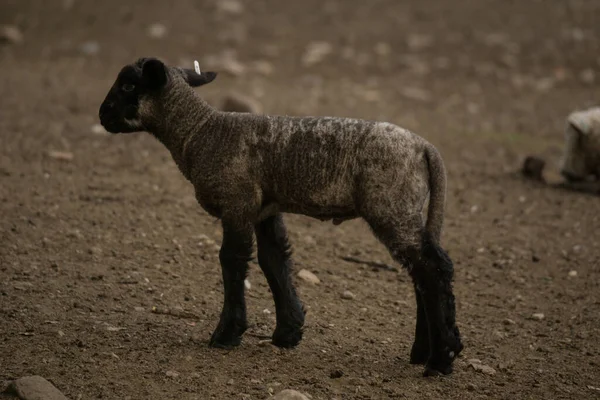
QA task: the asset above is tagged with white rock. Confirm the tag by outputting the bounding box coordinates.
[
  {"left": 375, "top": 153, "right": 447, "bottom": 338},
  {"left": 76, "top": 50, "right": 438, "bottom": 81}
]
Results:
[
  {"left": 568, "top": 270, "right": 578, "bottom": 277},
  {"left": 91, "top": 123, "right": 107, "bottom": 135},
  {"left": 302, "top": 41, "right": 333, "bottom": 66},
  {"left": 244, "top": 279, "right": 251, "bottom": 290},
  {"left": 79, "top": 41, "right": 100, "bottom": 55},
  {"left": 531, "top": 313, "right": 545, "bottom": 321},
  {"left": 147, "top": 23, "right": 167, "bottom": 39},
  {"left": 273, "top": 389, "right": 310, "bottom": 400},
  {"left": 297, "top": 269, "right": 320, "bottom": 284},
  {"left": 469, "top": 361, "right": 496, "bottom": 375},
  {"left": 341, "top": 290, "right": 356, "bottom": 300},
  {"left": 165, "top": 370, "right": 179, "bottom": 378}
]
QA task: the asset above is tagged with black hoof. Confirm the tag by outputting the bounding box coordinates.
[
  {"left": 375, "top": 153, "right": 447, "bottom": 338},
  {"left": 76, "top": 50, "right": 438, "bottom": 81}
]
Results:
[
  {"left": 209, "top": 323, "right": 247, "bottom": 349},
  {"left": 423, "top": 363, "right": 453, "bottom": 377},
  {"left": 272, "top": 325, "right": 303, "bottom": 348}
]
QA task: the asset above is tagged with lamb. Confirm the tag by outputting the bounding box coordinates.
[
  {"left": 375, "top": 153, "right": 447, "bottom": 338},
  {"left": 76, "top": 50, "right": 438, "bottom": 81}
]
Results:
[
  {"left": 560, "top": 107, "right": 600, "bottom": 182},
  {"left": 522, "top": 107, "right": 600, "bottom": 195},
  {"left": 98, "top": 57, "right": 463, "bottom": 376}
]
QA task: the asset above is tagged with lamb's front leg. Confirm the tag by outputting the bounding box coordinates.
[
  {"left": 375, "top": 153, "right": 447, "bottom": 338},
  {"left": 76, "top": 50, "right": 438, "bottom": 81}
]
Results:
[
  {"left": 255, "top": 214, "right": 305, "bottom": 348},
  {"left": 209, "top": 223, "right": 253, "bottom": 348}
]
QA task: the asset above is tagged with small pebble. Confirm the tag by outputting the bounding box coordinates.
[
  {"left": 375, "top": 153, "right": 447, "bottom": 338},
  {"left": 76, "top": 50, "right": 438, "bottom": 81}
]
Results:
[
  {"left": 302, "top": 41, "right": 333, "bottom": 66},
  {"left": 91, "top": 124, "right": 107, "bottom": 135},
  {"left": 147, "top": 23, "right": 168, "bottom": 39},
  {"left": 568, "top": 270, "right": 578, "bottom": 277},
  {"left": 341, "top": 290, "right": 355, "bottom": 300},
  {"left": 79, "top": 41, "right": 100, "bottom": 55},
  {"left": 244, "top": 279, "right": 251, "bottom": 290},
  {"left": 503, "top": 318, "right": 516, "bottom": 325},
  {"left": 531, "top": 313, "right": 545, "bottom": 321},
  {"left": 297, "top": 269, "right": 320, "bottom": 284},
  {"left": 273, "top": 389, "right": 310, "bottom": 400},
  {"left": 165, "top": 370, "right": 179, "bottom": 378},
  {"left": 47, "top": 150, "right": 74, "bottom": 161}
]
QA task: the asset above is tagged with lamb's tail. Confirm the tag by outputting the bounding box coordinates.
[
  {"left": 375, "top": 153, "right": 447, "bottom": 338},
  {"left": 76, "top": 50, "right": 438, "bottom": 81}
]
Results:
[{"left": 424, "top": 144, "right": 447, "bottom": 244}]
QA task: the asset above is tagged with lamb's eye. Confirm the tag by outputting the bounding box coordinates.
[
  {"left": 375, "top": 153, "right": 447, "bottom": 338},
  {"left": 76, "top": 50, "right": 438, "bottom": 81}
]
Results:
[{"left": 122, "top": 83, "right": 135, "bottom": 92}]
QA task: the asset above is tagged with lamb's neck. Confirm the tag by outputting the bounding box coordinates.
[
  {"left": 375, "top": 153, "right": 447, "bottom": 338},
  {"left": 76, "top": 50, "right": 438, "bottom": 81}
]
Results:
[{"left": 149, "top": 88, "right": 215, "bottom": 174}]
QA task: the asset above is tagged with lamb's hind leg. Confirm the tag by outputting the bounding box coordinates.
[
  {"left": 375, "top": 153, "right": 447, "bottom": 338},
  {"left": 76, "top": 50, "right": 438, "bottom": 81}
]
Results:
[
  {"left": 255, "top": 214, "right": 305, "bottom": 347},
  {"left": 366, "top": 215, "right": 462, "bottom": 376},
  {"left": 209, "top": 222, "right": 253, "bottom": 348},
  {"left": 409, "top": 234, "right": 463, "bottom": 376}
]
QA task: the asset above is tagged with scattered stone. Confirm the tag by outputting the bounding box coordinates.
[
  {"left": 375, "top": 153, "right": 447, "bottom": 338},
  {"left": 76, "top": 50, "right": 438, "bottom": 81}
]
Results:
[
  {"left": 302, "top": 41, "right": 333, "bottom": 66},
  {"left": 262, "top": 308, "right": 271, "bottom": 315},
  {"left": 521, "top": 156, "right": 546, "bottom": 181},
  {"left": 468, "top": 360, "right": 496, "bottom": 375},
  {"left": 227, "top": 379, "right": 234, "bottom": 385},
  {"left": 531, "top": 313, "right": 545, "bottom": 321},
  {"left": 79, "top": 41, "right": 100, "bottom": 55},
  {"left": 0, "top": 25, "right": 24, "bottom": 45},
  {"left": 165, "top": 370, "right": 180, "bottom": 378},
  {"left": 399, "top": 87, "right": 431, "bottom": 102},
  {"left": 147, "top": 23, "right": 168, "bottom": 39},
  {"left": 568, "top": 270, "right": 578, "bottom": 277},
  {"left": 91, "top": 124, "right": 107, "bottom": 135},
  {"left": 467, "top": 382, "right": 477, "bottom": 391},
  {"left": 273, "top": 389, "right": 310, "bottom": 400},
  {"left": 47, "top": 150, "right": 74, "bottom": 161},
  {"left": 244, "top": 279, "right": 251, "bottom": 290},
  {"left": 341, "top": 290, "right": 355, "bottom": 300},
  {"left": 503, "top": 318, "right": 516, "bottom": 325},
  {"left": 221, "top": 92, "right": 262, "bottom": 114},
  {"left": 134, "top": 306, "right": 145, "bottom": 312},
  {"left": 6, "top": 376, "right": 68, "bottom": 400},
  {"left": 297, "top": 269, "right": 320, "bottom": 284},
  {"left": 216, "top": 0, "right": 244, "bottom": 14},
  {"left": 329, "top": 369, "right": 344, "bottom": 379}
]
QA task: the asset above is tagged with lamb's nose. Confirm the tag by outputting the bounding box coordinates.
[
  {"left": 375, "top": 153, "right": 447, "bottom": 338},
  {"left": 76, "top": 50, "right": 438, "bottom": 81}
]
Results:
[{"left": 99, "top": 102, "right": 114, "bottom": 118}]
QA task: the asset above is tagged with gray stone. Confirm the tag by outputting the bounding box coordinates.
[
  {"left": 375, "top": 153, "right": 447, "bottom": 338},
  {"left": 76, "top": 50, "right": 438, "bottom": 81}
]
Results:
[
  {"left": 273, "top": 389, "right": 310, "bottom": 400},
  {"left": 7, "top": 376, "right": 68, "bottom": 400}
]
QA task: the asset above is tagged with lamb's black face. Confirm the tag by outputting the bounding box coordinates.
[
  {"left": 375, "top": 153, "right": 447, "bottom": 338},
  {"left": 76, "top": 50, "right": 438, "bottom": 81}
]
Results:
[
  {"left": 99, "top": 57, "right": 218, "bottom": 134},
  {"left": 99, "top": 59, "right": 150, "bottom": 134}
]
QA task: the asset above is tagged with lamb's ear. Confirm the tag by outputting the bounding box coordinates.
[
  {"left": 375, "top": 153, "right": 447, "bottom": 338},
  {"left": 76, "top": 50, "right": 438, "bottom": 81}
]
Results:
[
  {"left": 141, "top": 58, "right": 168, "bottom": 90},
  {"left": 182, "top": 69, "right": 218, "bottom": 87}
]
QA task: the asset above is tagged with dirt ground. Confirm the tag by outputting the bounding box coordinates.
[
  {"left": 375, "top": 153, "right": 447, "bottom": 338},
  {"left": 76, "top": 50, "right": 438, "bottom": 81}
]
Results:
[{"left": 1, "top": 1, "right": 599, "bottom": 399}]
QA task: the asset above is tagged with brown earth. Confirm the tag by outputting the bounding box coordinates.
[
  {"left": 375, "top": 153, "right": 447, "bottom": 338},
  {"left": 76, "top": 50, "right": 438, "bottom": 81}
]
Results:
[{"left": 1, "top": 1, "right": 600, "bottom": 399}]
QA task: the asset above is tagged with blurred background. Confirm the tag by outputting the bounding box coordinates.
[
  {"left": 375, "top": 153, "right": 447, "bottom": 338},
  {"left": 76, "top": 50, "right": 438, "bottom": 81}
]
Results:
[{"left": 1, "top": 1, "right": 599, "bottom": 399}]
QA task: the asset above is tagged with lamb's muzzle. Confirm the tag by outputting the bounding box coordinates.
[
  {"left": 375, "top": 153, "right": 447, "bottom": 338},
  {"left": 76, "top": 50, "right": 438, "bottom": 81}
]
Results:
[{"left": 98, "top": 57, "right": 463, "bottom": 377}]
